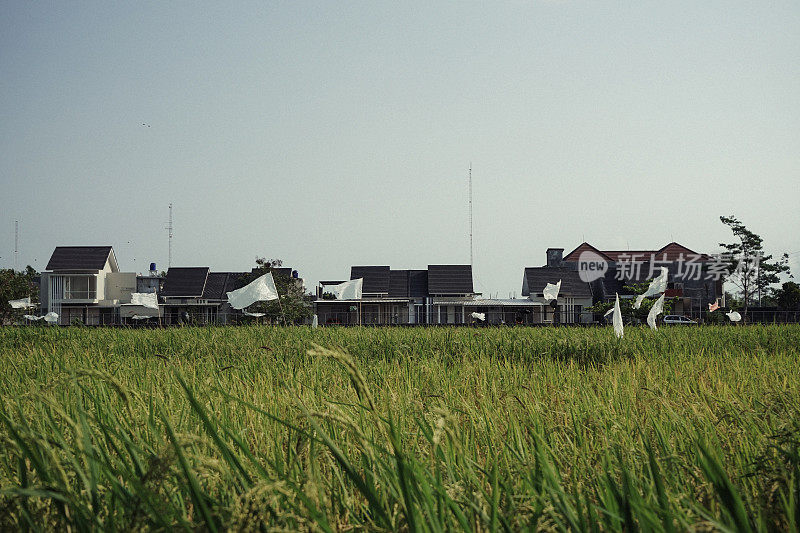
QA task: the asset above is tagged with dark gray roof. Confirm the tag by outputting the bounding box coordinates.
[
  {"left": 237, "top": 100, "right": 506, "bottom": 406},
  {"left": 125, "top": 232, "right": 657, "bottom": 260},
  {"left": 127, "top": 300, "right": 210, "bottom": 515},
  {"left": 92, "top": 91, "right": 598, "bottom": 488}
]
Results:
[
  {"left": 597, "top": 263, "right": 672, "bottom": 298},
  {"left": 271, "top": 267, "right": 293, "bottom": 279},
  {"left": 427, "top": 265, "right": 473, "bottom": 295},
  {"left": 522, "top": 267, "right": 591, "bottom": 298},
  {"left": 223, "top": 272, "right": 248, "bottom": 294},
  {"left": 351, "top": 266, "right": 390, "bottom": 293},
  {"left": 201, "top": 272, "right": 248, "bottom": 299},
  {"left": 409, "top": 270, "right": 428, "bottom": 297},
  {"left": 161, "top": 267, "right": 210, "bottom": 297},
  {"left": 201, "top": 273, "right": 228, "bottom": 299},
  {"left": 46, "top": 246, "right": 113, "bottom": 271},
  {"left": 389, "top": 270, "right": 409, "bottom": 298}
]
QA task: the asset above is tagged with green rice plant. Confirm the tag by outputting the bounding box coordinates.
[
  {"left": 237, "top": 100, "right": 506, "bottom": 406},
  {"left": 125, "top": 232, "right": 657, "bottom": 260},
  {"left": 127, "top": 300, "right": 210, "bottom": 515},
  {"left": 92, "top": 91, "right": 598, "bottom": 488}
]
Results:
[{"left": 0, "top": 325, "right": 798, "bottom": 530}]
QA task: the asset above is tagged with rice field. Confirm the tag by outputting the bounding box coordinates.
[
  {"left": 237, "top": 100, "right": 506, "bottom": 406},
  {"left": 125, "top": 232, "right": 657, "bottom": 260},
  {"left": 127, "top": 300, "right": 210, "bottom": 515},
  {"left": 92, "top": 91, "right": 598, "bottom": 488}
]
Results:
[{"left": 0, "top": 325, "right": 798, "bottom": 531}]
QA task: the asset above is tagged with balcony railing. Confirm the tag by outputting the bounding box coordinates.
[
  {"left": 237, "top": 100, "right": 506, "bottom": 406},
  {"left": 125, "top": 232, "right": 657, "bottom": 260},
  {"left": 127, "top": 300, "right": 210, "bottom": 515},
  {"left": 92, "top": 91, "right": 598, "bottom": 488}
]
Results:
[
  {"left": 63, "top": 289, "right": 97, "bottom": 300},
  {"left": 49, "top": 275, "right": 98, "bottom": 301}
]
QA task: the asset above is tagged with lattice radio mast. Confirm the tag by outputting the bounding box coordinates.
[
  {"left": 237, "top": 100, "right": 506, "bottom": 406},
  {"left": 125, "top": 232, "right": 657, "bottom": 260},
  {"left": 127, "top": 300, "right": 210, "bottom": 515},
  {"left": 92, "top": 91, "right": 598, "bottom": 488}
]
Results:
[
  {"left": 166, "top": 204, "right": 173, "bottom": 268},
  {"left": 14, "top": 220, "right": 19, "bottom": 271},
  {"left": 468, "top": 164, "right": 473, "bottom": 267}
]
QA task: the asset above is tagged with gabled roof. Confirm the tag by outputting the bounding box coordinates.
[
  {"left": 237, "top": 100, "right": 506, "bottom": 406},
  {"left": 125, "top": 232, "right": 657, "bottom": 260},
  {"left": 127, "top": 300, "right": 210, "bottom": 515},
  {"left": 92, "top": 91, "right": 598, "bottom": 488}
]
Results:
[
  {"left": 46, "top": 246, "right": 116, "bottom": 271},
  {"left": 522, "top": 267, "right": 592, "bottom": 299},
  {"left": 655, "top": 242, "right": 711, "bottom": 261},
  {"left": 351, "top": 266, "right": 390, "bottom": 293},
  {"left": 223, "top": 273, "right": 248, "bottom": 294},
  {"left": 161, "top": 267, "right": 210, "bottom": 297},
  {"left": 427, "top": 265, "right": 474, "bottom": 295},
  {"left": 562, "top": 243, "right": 613, "bottom": 263},
  {"left": 201, "top": 272, "right": 248, "bottom": 300},
  {"left": 201, "top": 272, "right": 228, "bottom": 299},
  {"left": 564, "top": 242, "right": 710, "bottom": 262}
]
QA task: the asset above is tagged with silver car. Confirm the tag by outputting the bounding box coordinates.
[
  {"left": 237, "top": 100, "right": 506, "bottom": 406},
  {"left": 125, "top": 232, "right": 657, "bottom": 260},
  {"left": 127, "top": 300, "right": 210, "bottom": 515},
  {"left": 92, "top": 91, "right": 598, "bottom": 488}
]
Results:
[{"left": 662, "top": 315, "right": 697, "bottom": 325}]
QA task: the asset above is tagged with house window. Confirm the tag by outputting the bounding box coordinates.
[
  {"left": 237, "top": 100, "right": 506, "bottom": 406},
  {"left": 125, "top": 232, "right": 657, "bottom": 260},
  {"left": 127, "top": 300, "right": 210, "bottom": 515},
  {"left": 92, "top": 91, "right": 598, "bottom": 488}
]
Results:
[{"left": 62, "top": 276, "right": 97, "bottom": 300}]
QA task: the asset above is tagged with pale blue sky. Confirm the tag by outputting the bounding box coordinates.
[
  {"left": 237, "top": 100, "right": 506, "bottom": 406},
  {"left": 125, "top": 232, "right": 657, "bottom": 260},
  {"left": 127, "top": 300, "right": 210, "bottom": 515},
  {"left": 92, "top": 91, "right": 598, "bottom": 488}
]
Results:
[{"left": 1, "top": 1, "right": 798, "bottom": 294}]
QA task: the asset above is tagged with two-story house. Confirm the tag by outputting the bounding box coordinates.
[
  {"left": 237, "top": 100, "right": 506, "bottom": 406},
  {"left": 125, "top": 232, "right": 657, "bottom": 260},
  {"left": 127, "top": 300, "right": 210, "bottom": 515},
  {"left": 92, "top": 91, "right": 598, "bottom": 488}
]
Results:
[
  {"left": 39, "top": 246, "right": 136, "bottom": 325},
  {"left": 560, "top": 242, "right": 723, "bottom": 318},
  {"left": 315, "top": 264, "right": 478, "bottom": 325}
]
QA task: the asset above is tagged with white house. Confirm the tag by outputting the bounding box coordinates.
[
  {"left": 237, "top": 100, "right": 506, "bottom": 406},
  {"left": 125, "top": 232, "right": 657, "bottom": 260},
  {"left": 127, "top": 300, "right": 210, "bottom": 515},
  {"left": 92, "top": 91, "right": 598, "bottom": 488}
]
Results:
[{"left": 39, "top": 246, "right": 138, "bottom": 325}]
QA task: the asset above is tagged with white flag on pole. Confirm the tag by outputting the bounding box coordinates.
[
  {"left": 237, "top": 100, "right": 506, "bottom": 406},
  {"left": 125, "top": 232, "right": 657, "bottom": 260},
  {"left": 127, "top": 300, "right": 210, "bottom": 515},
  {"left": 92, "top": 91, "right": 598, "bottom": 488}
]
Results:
[
  {"left": 227, "top": 273, "right": 279, "bottom": 310},
  {"left": 726, "top": 310, "right": 742, "bottom": 322},
  {"left": 322, "top": 278, "right": 363, "bottom": 300},
  {"left": 647, "top": 294, "right": 665, "bottom": 331},
  {"left": 543, "top": 280, "right": 561, "bottom": 302},
  {"left": 612, "top": 293, "right": 624, "bottom": 339},
  {"left": 9, "top": 297, "right": 34, "bottom": 309},
  {"left": 130, "top": 292, "right": 159, "bottom": 309},
  {"left": 633, "top": 267, "right": 668, "bottom": 309},
  {"left": 23, "top": 312, "right": 59, "bottom": 323}
]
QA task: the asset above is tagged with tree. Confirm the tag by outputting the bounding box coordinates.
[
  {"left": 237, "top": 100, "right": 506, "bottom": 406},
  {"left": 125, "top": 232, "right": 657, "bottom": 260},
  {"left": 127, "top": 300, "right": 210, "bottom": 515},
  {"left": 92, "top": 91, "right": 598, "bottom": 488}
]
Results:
[
  {"left": 588, "top": 280, "right": 674, "bottom": 325},
  {"left": 775, "top": 281, "right": 800, "bottom": 311},
  {"left": 719, "top": 216, "right": 791, "bottom": 321},
  {"left": 240, "top": 258, "right": 312, "bottom": 324},
  {"left": 0, "top": 266, "right": 39, "bottom": 324}
]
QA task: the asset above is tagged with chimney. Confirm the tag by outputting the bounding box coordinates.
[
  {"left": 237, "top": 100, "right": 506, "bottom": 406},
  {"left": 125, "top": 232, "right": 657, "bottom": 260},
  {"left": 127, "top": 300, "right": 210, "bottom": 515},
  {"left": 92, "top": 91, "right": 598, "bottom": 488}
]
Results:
[{"left": 546, "top": 248, "right": 564, "bottom": 267}]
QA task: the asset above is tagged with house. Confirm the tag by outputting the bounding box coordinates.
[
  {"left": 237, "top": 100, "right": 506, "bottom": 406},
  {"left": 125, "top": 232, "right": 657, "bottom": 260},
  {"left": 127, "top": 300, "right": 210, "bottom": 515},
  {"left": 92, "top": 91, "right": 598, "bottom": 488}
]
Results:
[
  {"left": 159, "top": 268, "right": 247, "bottom": 325},
  {"left": 560, "top": 242, "right": 724, "bottom": 318},
  {"left": 159, "top": 266, "right": 304, "bottom": 325},
  {"left": 315, "top": 265, "right": 478, "bottom": 325},
  {"left": 40, "top": 246, "right": 136, "bottom": 325},
  {"left": 521, "top": 266, "right": 593, "bottom": 324}
]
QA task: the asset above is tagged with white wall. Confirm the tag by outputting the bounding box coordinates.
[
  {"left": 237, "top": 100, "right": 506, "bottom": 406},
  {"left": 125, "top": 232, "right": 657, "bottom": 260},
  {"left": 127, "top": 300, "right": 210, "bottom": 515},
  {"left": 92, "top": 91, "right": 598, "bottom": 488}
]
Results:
[{"left": 104, "top": 272, "right": 137, "bottom": 303}]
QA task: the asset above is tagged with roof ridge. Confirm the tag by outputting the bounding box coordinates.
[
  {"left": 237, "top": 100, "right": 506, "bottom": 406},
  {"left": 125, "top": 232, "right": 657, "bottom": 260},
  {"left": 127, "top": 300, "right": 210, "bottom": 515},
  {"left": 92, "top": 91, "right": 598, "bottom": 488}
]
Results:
[{"left": 563, "top": 243, "right": 614, "bottom": 262}]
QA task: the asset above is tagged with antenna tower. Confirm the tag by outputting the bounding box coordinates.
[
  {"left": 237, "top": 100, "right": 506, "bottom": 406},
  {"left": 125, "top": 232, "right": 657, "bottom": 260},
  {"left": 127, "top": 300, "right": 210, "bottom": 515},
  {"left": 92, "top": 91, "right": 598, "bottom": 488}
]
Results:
[
  {"left": 167, "top": 204, "right": 173, "bottom": 268},
  {"left": 14, "top": 220, "right": 19, "bottom": 271},
  {"left": 469, "top": 164, "right": 473, "bottom": 267}
]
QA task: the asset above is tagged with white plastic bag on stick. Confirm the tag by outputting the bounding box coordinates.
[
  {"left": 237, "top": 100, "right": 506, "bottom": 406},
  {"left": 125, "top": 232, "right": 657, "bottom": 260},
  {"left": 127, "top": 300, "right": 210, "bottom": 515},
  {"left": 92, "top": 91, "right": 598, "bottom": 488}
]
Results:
[
  {"left": 130, "top": 292, "right": 159, "bottom": 309},
  {"left": 9, "top": 297, "right": 34, "bottom": 309},
  {"left": 227, "top": 273, "right": 279, "bottom": 310},
  {"left": 726, "top": 311, "right": 742, "bottom": 322},
  {"left": 322, "top": 279, "right": 363, "bottom": 300},
  {"left": 612, "top": 293, "right": 624, "bottom": 339},
  {"left": 634, "top": 267, "right": 668, "bottom": 309},
  {"left": 543, "top": 280, "right": 561, "bottom": 302},
  {"left": 647, "top": 294, "right": 665, "bottom": 331}
]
